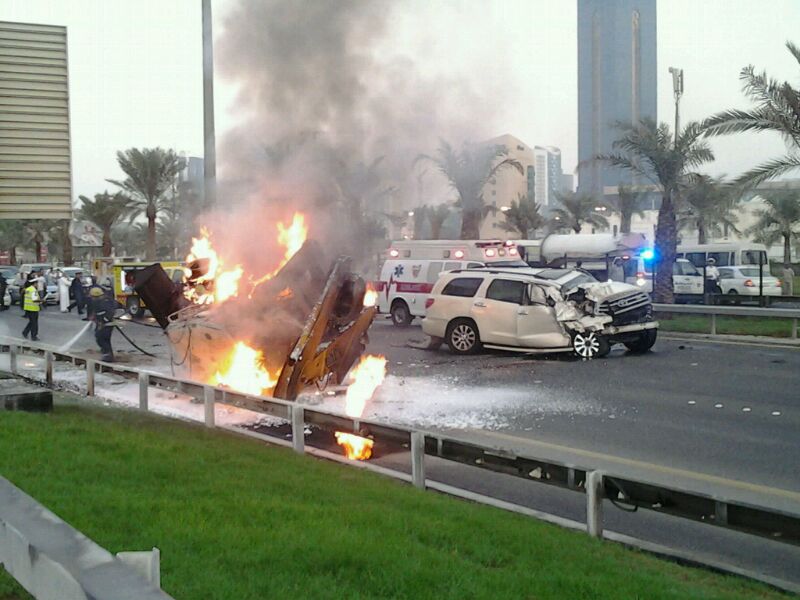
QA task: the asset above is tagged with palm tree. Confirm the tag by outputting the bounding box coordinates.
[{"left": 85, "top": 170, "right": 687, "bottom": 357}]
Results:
[
  {"left": 0, "top": 220, "right": 27, "bottom": 264},
  {"left": 77, "top": 192, "right": 133, "bottom": 257},
  {"left": 703, "top": 41, "right": 800, "bottom": 186},
  {"left": 499, "top": 194, "right": 546, "bottom": 238},
  {"left": 677, "top": 175, "right": 740, "bottom": 244},
  {"left": 608, "top": 184, "right": 646, "bottom": 234},
  {"left": 550, "top": 191, "right": 609, "bottom": 234},
  {"left": 412, "top": 205, "right": 429, "bottom": 239},
  {"left": 746, "top": 189, "right": 800, "bottom": 264},
  {"left": 108, "top": 148, "right": 185, "bottom": 260},
  {"left": 24, "top": 220, "right": 51, "bottom": 262},
  {"left": 427, "top": 204, "right": 451, "bottom": 240},
  {"left": 47, "top": 220, "right": 73, "bottom": 265},
  {"left": 417, "top": 141, "right": 522, "bottom": 239},
  {"left": 598, "top": 119, "right": 714, "bottom": 302}
]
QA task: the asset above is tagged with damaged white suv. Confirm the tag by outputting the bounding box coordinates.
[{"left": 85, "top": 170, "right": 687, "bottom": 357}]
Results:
[{"left": 422, "top": 267, "right": 658, "bottom": 358}]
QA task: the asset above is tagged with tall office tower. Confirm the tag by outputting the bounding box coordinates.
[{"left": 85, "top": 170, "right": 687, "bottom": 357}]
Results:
[{"left": 577, "top": 0, "right": 657, "bottom": 197}]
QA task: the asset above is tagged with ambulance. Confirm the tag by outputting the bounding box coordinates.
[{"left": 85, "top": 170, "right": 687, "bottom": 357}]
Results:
[{"left": 376, "top": 240, "right": 526, "bottom": 326}]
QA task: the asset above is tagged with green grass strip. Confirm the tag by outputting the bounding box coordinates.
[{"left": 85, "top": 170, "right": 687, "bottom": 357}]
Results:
[
  {"left": 0, "top": 403, "right": 789, "bottom": 599},
  {"left": 658, "top": 315, "right": 796, "bottom": 338}
]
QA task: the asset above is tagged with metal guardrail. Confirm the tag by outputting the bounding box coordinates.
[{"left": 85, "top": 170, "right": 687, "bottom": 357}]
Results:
[
  {"left": 0, "top": 475, "right": 169, "bottom": 600},
  {"left": 2, "top": 340, "right": 799, "bottom": 552},
  {"left": 652, "top": 303, "right": 800, "bottom": 338}
]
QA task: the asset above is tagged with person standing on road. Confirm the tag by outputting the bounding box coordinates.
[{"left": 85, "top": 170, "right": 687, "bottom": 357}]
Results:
[
  {"left": 57, "top": 270, "right": 70, "bottom": 313},
  {"left": 68, "top": 271, "right": 86, "bottom": 314},
  {"left": 609, "top": 257, "right": 625, "bottom": 282},
  {"left": 705, "top": 258, "right": 721, "bottom": 294},
  {"left": 84, "top": 276, "right": 103, "bottom": 321},
  {"left": 89, "top": 286, "right": 116, "bottom": 362},
  {"left": 782, "top": 263, "right": 795, "bottom": 296},
  {"left": 36, "top": 271, "right": 47, "bottom": 310},
  {"left": 0, "top": 272, "right": 7, "bottom": 311},
  {"left": 21, "top": 276, "right": 42, "bottom": 341}
]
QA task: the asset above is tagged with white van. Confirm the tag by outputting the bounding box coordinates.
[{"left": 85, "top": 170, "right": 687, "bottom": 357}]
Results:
[
  {"left": 376, "top": 240, "right": 525, "bottom": 326},
  {"left": 676, "top": 242, "right": 769, "bottom": 270}
]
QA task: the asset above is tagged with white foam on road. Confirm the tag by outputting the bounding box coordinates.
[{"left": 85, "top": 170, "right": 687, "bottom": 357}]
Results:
[
  {"left": 300, "top": 374, "right": 602, "bottom": 431},
  {"left": 1, "top": 353, "right": 602, "bottom": 432},
  {"left": 0, "top": 353, "right": 282, "bottom": 428}
]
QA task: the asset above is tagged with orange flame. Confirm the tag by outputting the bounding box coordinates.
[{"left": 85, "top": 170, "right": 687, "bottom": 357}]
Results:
[
  {"left": 213, "top": 341, "right": 278, "bottom": 396},
  {"left": 343, "top": 355, "right": 386, "bottom": 418},
  {"left": 185, "top": 229, "right": 244, "bottom": 305},
  {"left": 249, "top": 213, "right": 308, "bottom": 293},
  {"left": 363, "top": 286, "right": 378, "bottom": 307},
  {"left": 335, "top": 354, "right": 386, "bottom": 460},
  {"left": 335, "top": 432, "right": 374, "bottom": 460}
]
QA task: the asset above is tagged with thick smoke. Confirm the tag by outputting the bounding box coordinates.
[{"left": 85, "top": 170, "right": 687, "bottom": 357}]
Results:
[{"left": 212, "top": 0, "right": 500, "bottom": 264}]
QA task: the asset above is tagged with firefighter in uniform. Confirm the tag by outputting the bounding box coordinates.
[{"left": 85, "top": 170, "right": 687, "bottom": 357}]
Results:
[
  {"left": 89, "top": 286, "right": 116, "bottom": 362},
  {"left": 22, "top": 276, "right": 42, "bottom": 341}
]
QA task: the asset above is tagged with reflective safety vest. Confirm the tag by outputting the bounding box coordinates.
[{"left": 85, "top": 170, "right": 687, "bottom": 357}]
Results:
[{"left": 23, "top": 286, "right": 40, "bottom": 312}]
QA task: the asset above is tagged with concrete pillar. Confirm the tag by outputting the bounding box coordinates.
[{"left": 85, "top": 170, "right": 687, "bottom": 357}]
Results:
[
  {"left": 138, "top": 372, "right": 149, "bottom": 411},
  {"left": 203, "top": 386, "right": 215, "bottom": 428},
  {"left": 411, "top": 431, "right": 426, "bottom": 489},
  {"left": 9, "top": 345, "right": 18, "bottom": 375},
  {"left": 291, "top": 406, "right": 304, "bottom": 454},
  {"left": 45, "top": 351, "right": 54, "bottom": 387},
  {"left": 586, "top": 470, "right": 604, "bottom": 538},
  {"left": 86, "top": 360, "right": 95, "bottom": 396}
]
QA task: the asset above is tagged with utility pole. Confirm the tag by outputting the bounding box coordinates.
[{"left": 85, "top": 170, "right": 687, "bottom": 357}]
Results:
[
  {"left": 668, "top": 67, "right": 684, "bottom": 146},
  {"left": 202, "top": 0, "right": 217, "bottom": 208}
]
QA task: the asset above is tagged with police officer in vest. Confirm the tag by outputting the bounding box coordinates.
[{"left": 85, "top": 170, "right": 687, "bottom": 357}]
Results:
[
  {"left": 89, "top": 286, "right": 116, "bottom": 362},
  {"left": 22, "top": 276, "right": 42, "bottom": 341}
]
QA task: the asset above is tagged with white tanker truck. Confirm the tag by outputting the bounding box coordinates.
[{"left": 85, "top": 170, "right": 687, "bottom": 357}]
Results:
[{"left": 515, "top": 233, "right": 650, "bottom": 282}]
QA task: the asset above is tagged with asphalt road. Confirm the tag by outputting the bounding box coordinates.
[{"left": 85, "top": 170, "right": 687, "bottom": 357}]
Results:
[
  {"left": 1, "top": 308, "right": 797, "bottom": 493},
  {"left": 2, "top": 308, "right": 799, "bottom": 586}
]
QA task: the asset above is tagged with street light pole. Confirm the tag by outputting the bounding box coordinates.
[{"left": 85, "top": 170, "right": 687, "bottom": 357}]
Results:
[
  {"left": 668, "top": 67, "right": 684, "bottom": 146},
  {"left": 202, "top": 0, "right": 217, "bottom": 208}
]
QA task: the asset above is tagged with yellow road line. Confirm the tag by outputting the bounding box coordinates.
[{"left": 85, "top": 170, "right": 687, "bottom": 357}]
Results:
[{"left": 466, "top": 428, "right": 800, "bottom": 505}]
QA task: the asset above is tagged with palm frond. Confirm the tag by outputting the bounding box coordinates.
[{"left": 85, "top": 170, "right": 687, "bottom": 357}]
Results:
[{"left": 733, "top": 153, "right": 800, "bottom": 187}]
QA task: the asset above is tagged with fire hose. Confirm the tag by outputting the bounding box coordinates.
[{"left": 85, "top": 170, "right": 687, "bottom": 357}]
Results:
[{"left": 111, "top": 323, "right": 159, "bottom": 358}]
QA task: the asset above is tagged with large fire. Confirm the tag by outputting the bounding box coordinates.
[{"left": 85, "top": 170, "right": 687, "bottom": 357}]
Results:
[
  {"left": 335, "top": 354, "right": 386, "bottom": 460},
  {"left": 213, "top": 341, "right": 278, "bottom": 396},
  {"left": 249, "top": 213, "right": 308, "bottom": 293},
  {"left": 184, "top": 213, "right": 307, "bottom": 305},
  {"left": 184, "top": 228, "right": 244, "bottom": 305}
]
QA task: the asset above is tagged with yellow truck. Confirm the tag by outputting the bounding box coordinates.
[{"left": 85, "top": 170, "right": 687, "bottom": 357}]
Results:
[{"left": 93, "top": 259, "right": 185, "bottom": 317}]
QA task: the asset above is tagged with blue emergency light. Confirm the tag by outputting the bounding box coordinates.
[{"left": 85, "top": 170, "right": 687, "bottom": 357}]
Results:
[{"left": 641, "top": 248, "right": 655, "bottom": 261}]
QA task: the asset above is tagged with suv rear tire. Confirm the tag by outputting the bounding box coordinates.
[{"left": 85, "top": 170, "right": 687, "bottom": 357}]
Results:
[
  {"left": 572, "top": 331, "right": 610, "bottom": 359},
  {"left": 446, "top": 318, "right": 481, "bottom": 355},
  {"left": 624, "top": 328, "right": 657, "bottom": 353},
  {"left": 390, "top": 300, "right": 413, "bottom": 327}
]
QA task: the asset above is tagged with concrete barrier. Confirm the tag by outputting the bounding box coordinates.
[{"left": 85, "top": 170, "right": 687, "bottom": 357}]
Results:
[{"left": 0, "top": 477, "right": 172, "bottom": 600}]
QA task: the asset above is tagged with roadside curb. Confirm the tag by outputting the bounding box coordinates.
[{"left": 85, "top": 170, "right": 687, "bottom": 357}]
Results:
[{"left": 661, "top": 331, "right": 800, "bottom": 347}]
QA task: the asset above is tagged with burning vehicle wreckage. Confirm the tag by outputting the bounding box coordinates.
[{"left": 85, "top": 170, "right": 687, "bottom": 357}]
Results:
[{"left": 133, "top": 218, "right": 384, "bottom": 460}]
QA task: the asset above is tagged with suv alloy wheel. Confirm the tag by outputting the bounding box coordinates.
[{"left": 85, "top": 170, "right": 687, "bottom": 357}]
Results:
[{"left": 572, "top": 331, "right": 610, "bottom": 359}]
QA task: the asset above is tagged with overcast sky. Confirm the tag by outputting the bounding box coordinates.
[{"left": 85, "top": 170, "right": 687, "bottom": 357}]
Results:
[{"left": 3, "top": 0, "right": 799, "bottom": 199}]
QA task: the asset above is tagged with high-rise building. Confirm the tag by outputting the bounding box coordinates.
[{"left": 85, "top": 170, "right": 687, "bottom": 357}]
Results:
[
  {"left": 577, "top": 0, "right": 657, "bottom": 196},
  {"left": 479, "top": 134, "right": 536, "bottom": 239},
  {"left": 534, "top": 146, "right": 563, "bottom": 210}
]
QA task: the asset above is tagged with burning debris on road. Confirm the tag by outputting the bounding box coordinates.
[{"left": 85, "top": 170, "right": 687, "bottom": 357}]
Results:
[{"left": 133, "top": 213, "right": 384, "bottom": 459}]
